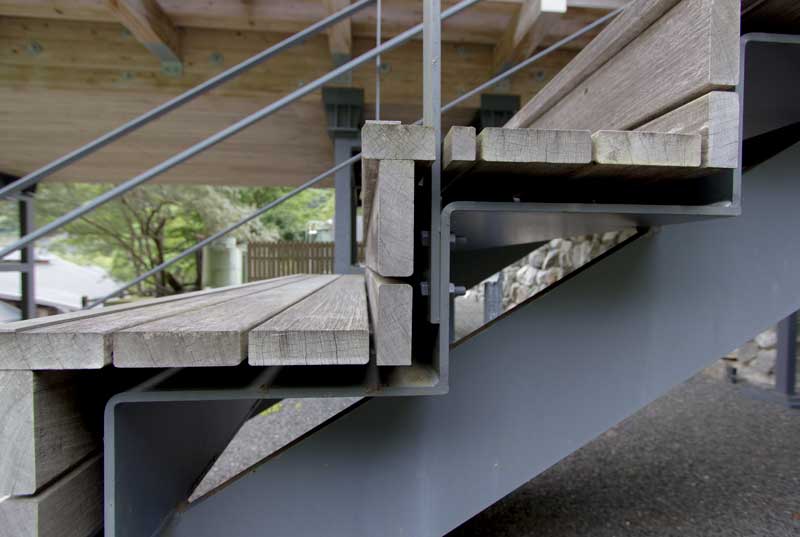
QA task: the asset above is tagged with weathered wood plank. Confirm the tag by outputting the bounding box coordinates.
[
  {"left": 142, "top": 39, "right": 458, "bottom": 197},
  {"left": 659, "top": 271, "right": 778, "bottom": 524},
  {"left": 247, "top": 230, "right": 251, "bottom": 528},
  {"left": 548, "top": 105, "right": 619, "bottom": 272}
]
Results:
[
  {"left": 114, "top": 275, "right": 337, "bottom": 367},
  {"left": 361, "top": 121, "right": 436, "bottom": 162},
  {"left": 592, "top": 131, "right": 702, "bottom": 166},
  {"left": 443, "top": 126, "right": 477, "bottom": 173},
  {"left": 636, "top": 91, "right": 739, "bottom": 168},
  {"left": 364, "top": 159, "right": 415, "bottom": 278},
  {"left": 249, "top": 275, "right": 369, "bottom": 365},
  {"left": 0, "top": 276, "right": 306, "bottom": 369},
  {"left": 0, "top": 371, "right": 97, "bottom": 496},
  {"left": 0, "top": 455, "right": 103, "bottom": 537},
  {"left": 365, "top": 270, "right": 412, "bottom": 367},
  {"left": 478, "top": 127, "right": 592, "bottom": 164},
  {"left": 0, "top": 277, "right": 289, "bottom": 335},
  {"left": 514, "top": 0, "right": 739, "bottom": 132},
  {"left": 506, "top": 0, "right": 684, "bottom": 128}
]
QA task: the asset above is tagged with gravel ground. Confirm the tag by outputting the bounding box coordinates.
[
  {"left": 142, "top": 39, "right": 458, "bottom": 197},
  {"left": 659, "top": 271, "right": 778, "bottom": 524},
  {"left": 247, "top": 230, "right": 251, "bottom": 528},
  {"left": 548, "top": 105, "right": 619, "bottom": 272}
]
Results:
[
  {"left": 448, "top": 370, "right": 800, "bottom": 537},
  {"left": 192, "top": 370, "right": 798, "bottom": 536}
]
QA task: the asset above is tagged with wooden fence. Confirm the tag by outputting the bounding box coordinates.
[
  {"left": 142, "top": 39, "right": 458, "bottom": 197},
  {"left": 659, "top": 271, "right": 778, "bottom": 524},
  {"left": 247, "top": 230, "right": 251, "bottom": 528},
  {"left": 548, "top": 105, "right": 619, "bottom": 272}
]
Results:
[{"left": 247, "top": 242, "right": 364, "bottom": 281}]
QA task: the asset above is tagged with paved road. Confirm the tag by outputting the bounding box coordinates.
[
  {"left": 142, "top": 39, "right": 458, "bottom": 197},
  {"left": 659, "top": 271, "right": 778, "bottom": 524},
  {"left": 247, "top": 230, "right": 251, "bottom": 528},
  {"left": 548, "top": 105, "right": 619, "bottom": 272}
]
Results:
[
  {"left": 448, "top": 371, "right": 800, "bottom": 537},
  {"left": 195, "top": 370, "right": 798, "bottom": 536}
]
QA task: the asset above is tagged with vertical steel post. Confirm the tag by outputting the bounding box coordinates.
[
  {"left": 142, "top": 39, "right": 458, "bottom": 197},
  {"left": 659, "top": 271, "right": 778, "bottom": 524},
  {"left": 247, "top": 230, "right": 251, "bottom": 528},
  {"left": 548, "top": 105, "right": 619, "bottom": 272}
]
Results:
[
  {"left": 423, "top": 0, "right": 442, "bottom": 322},
  {"left": 375, "top": 0, "right": 382, "bottom": 120},
  {"left": 18, "top": 195, "right": 35, "bottom": 319},
  {"left": 775, "top": 312, "right": 797, "bottom": 397},
  {"left": 333, "top": 136, "right": 360, "bottom": 274}
]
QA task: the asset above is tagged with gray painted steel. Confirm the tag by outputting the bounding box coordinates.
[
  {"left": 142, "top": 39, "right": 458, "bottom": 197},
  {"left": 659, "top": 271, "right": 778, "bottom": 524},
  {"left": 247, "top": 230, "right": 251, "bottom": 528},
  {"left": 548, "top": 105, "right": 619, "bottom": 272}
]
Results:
[
  {"left": 103, "top": 34, "right": 800, "bottom": 537},
  {"left": 774, "top": 313, "right": 799, "bottom": 407},
  {"left": 333, "top": 136, "right": 361, "bottom": 274},
  {"left": 18, "top": 195, "right": 35, "bottom": 319},
  {"left": 107, "top": 140, "right": 800, "bottom": 537}
]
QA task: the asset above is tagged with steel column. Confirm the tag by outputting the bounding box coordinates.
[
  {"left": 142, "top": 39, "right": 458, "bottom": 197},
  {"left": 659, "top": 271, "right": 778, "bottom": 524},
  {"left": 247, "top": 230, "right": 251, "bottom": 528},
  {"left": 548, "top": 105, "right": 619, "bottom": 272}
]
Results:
[
  {"left": 18, "top": 195, "right": 35, "bottom": 319},
  {"left": 424, "top": 0, "right": 443, "bottom": 322},
  {"left": 333, "top": 136, "right": 361, "bottom": 274},
  {"left": 774, "top": 312, "right": 799, "bottom": 407}
]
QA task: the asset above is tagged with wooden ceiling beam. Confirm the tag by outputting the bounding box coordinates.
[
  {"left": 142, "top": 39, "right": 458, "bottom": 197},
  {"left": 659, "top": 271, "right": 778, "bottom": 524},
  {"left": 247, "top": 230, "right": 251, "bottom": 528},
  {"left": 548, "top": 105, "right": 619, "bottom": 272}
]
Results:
[
  {"left": 322, "top": 0, "right": 352, "bottom": 60},
  {"left": 492, "top": 0, "right": 567, "bottom": 73},
  {"left": 105, "top": 0, "right": 181, "bottom": 65}
]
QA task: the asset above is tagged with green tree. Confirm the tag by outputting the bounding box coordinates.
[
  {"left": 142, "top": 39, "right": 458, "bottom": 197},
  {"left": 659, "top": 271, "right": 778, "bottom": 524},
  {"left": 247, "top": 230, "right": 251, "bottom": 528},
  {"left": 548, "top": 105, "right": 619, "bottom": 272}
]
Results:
[
  {"left": 35, "top": 184, "right": 274, "bottom": 297},
  {"left": 239, "top": 187, "right": 335, "bottom": 241}
]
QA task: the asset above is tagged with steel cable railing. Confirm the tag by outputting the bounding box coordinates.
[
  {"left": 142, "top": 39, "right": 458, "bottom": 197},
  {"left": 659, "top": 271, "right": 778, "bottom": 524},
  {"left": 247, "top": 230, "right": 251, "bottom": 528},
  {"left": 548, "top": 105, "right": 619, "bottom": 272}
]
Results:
[
  {"left": 0, "top": 0, "right": 376, "bottom": 201},
  {"left": 86, "top": 6, "right": 622, "bottom": 308},
  {"left": 0, "top": 0, "right": 488, "bottom": 259}
]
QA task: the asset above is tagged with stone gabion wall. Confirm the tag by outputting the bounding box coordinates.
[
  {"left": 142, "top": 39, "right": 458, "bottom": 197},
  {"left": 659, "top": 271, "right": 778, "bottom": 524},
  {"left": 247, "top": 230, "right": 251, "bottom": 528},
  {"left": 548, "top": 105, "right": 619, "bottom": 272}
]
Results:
[
  {"left": 462, "top": 231, "right": 796, "bottom": 390},
  {"left": 725, "top": 326, "right": 799, "bottom": 387},
  {"left": 492, "top": 229, "right": 638, "bottom": 309}
]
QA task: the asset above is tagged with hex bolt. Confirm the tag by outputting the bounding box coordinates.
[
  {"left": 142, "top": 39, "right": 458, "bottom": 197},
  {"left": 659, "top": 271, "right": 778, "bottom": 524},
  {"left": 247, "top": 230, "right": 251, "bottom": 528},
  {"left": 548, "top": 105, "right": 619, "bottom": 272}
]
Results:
[{"left": 26, "top": 41, "right": 43, "bottom": 56}]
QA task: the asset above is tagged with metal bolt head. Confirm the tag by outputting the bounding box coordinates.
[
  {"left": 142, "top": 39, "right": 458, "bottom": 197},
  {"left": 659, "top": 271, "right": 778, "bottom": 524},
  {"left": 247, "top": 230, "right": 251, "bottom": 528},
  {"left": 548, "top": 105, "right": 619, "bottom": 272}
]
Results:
[
  {"left": 161, "top": 62, "right": 183, "bottom": 77},
  {"left": 26, "top": 41, "right": 43, "bottom": 56},
  {"left": 210, "top": 52, "right": 224, "bottom": 66}
]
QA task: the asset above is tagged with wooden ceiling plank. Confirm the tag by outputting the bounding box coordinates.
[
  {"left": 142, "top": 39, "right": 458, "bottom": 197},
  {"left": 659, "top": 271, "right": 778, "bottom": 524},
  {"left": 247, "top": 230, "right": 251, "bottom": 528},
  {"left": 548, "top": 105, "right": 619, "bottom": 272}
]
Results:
[{"left": 105, "top": 0, "right": 180, "bottom": 65}]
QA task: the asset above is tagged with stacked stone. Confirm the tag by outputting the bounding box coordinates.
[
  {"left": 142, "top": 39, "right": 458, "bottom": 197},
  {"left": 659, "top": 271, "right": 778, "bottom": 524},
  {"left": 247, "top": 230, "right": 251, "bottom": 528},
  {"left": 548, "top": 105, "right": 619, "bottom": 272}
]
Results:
[
  {"left": 495, "top": 229, "right": 637, "bottom": 309},
  {"left": 726, "top": 326, "right": 799, "bottom": 386}
]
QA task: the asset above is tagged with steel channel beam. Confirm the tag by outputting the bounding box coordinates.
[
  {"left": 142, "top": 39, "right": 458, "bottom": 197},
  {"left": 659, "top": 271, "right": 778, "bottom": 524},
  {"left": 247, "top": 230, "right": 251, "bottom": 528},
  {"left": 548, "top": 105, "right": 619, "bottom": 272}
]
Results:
[{"left": 109, "top": 137, "right": 800, "bottom": 537}]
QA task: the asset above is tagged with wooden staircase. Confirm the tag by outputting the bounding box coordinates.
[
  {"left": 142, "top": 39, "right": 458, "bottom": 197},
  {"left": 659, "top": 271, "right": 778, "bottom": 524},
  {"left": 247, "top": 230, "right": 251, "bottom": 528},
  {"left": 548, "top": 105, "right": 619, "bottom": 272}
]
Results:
[{"left": 2, "top": 0, "right": 799, "bottom": 535}]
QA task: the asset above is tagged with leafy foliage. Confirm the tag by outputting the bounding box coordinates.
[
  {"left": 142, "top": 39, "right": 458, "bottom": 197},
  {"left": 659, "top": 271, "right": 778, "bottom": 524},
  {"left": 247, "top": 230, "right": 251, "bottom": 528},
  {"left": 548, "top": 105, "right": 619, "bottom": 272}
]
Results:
[{"left": 32, "top": 183, "right": 333, "bottom": 297}]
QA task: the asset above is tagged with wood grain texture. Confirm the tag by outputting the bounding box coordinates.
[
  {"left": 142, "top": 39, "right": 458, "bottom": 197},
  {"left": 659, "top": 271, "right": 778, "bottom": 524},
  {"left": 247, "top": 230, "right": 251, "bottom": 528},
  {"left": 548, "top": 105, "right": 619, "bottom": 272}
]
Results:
[
  {"left": 478, "top": 128, "right": 592, "bottom": 163},
  {"left": 361, "top": 121, "right": 436, "bottom": 162},
  {"left": 113, "top": 275, "right": 337, "bottom": 367},
  {"left": 514, "top": 0, "right": 740, "bottom": 132},
  {"left": 322, "top": 0, "right": 352, "bottom": 57},
  {"left": 0, "top": 371, "right": 97, "bottom": 496},
  {"left": 0, "top": 277, "right": 304, "bottom": 369},
  {"left": 0, "top": 455, "right": 103, "bottom": 537},
  {"left": 365, "top": 270, "right": 412, "bottom": 366},
  {"left": 506, "top": 0, "right": 683, "bottom": 128},
  {"left": 592, "top": 130, "right": 702, "bottom": 166},
  {"left": 106, "top": 0, "right": 181, "bottom": 63},
  {"left": 364, "top": 159, "right": 415, "bottom": 278},
  {"left": 249, "top": 275, "right": 369, "bottom": 365},
  {"left": 637, "top": 91, "right": 739, "bottom": 168},
  {"left": 493, "top": 0, "right": 564, "bottom": 73},
  {"left": 443, "top": 126, "right": 477, "bottom": 172}
]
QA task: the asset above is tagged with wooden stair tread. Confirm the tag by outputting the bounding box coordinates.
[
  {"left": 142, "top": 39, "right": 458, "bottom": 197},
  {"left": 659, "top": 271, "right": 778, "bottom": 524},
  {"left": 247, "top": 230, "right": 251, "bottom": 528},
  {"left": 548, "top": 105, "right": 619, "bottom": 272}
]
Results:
[{"left": 0, "top": 274, "right": 373, "bottom": 369}]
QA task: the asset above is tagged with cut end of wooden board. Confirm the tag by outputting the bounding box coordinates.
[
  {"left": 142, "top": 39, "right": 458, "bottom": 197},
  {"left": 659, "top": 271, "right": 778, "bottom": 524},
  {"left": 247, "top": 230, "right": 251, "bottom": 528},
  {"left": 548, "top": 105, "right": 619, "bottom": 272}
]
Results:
[
  {"left": 592, "top": 130, "right": 702, "bottom": 166},
  {"left": 477, "top": 128, "right": 593, "bottom": 164},
  {"left": 0, "top": 333, "right": 108, "bottom": 370},
  {"left": 249, "top": 275, "right": 369, "bottom": 366},
  {"left": 443, "top": 126, "right": 477, "bottom": 171},
  {"left": 361, "top": 121, "right": 436, "bottom": 162},
  {"left": 637, "top": 90, "right": 739, "bottom": 168}
]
